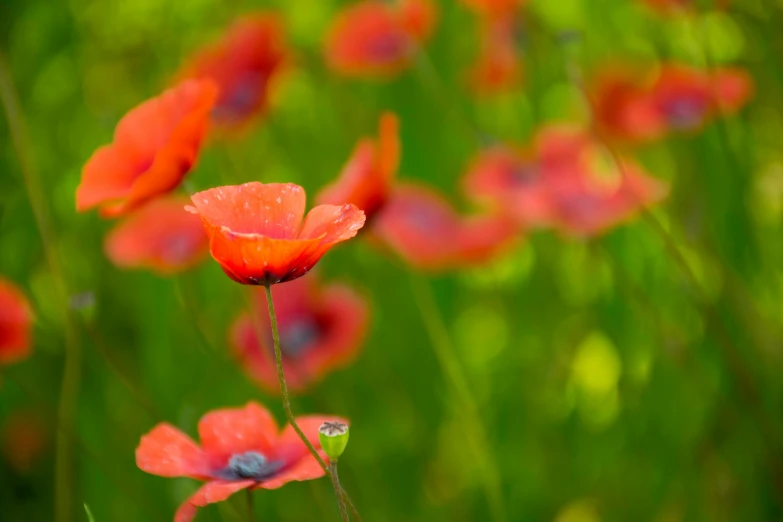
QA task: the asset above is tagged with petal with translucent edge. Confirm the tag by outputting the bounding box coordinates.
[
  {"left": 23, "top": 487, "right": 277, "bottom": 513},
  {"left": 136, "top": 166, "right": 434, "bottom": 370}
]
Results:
[
  {"left": 136, "top": 423, "right": 209, "bottom": 479},
  {"left": 190, "top": 182, "right": 306, "bottom": 238},
  {"left": 198, "top": 402, "right": 278, "bottom": 460},
  {"left": 299, "top": 204, "right": 365, "bottom": 244},
  {"left": 174, "top": 480, "right": 255, "bottom": 522}
]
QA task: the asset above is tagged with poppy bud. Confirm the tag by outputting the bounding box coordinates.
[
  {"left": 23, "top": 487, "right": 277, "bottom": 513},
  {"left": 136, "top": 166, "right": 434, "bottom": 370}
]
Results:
[{"left": 318, "top": 421, "right": 349, "bottom": 460}]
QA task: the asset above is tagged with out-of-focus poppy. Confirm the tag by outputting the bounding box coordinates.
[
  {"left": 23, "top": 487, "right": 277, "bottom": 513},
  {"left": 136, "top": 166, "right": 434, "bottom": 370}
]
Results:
[
  {"left": 468, "top": 14, "right": 522, "bottom": 94},
  {"left": 463, "top": 125, "right": 667, "bottom": 236},
  {"left": 1, "top": 410, "right": 47, "bottom": 474},
  {"left": 591, "top": 64, "right": 753, "bottom": 144},
  {"left": 325, "top": 0, "right": 437, "bottom": 78},
  {"left": 177, "top": 14, "right": 288, "bottom": 134},
  {"left": 231, "top": 277, "right": 369, "bottom": 393},
  {"left": 0, "top": 277, "right": 32, "bottom": 366},
  {"left": 188, "top": 182, "right": 365, "bottom": 285},
  {"left": 77, "top": 80, "right": 218, "bottom": 217},
  {"left": 136, "top": 402, "right": 343, "bottom": 522},
  {"left": 104, "top": 197, "right": 208, "bottom": 275},
  {"left": 372, "top": 183, "right": 518, "bottom": 270},
  {"left": 316, "top": 112, "right": 400, "bottom": 221},
  {"left": 461, "top": 0, "right": 526, "bottom": 17}
]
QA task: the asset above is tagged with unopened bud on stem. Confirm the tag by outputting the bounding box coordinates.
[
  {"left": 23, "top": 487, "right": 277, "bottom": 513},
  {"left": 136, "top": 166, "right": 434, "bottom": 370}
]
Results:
[{"left": 319, "top": 421, "right": 349, "bottom": 461}]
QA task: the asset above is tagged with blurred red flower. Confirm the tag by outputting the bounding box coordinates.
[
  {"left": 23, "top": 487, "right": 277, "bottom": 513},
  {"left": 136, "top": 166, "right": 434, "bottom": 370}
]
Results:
[
  {"left": 188, "top": 182, "right": 365, "bottom": 285},
  {"left": 325, "top": 0, "right": 437, "bottom": 78},
  {"left": 104, "top": 197, "right": 208, "bottom": 275},
  {"left": 317, "top": 112, "right": 400, "bottom": 221},
  {"left": 177, "top": 14, "right": 288, "bottom": 134},
  {"left": 136, "top": 402, "right": 343, "bottom": 522},
  {"left": 0, "top": 277, "right": 32, "bottom": 366},
  {"left": 76, "top": 79, "right": 218, "bottom": 217},
  {"left": 591, "top": 63, "right": 753, "bottom": 144},
  {"left": 1, "top": 410, "right": 47, "bottom": 474},
  {"left": 231, "top": 277, "right": 369, "bottom": 393},
  {"left": 372, "top": 183, "right": 518, "bottom": 270},
  {"left": 468, "top": 14, "right": 523, "bottom": 94},
  {"left": 463, "top": 125, "right": 668, "bottom": 236},
  {"left": 461, "top": 0, "right": 527, "bottom": 17}
]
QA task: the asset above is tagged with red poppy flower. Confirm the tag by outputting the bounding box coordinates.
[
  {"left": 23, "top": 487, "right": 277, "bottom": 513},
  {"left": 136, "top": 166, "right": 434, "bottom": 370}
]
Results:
[
  {"left": 177, "top": 14, "right": 288, "bottom": 134},
  {"left": 372, "top": 183, "right": 518, "bottom": 270},
  {"left": 468, "top": 14, "right": 522, "bottom": 94},
  {"left": 463, "top": 125, "right": 667, "bottom": 236},
  {"left": 136, "top": 402, "right": 344, "bottom": 522},
  {"left": 0, "top": 278, "right": 32, "bottom": 366},
  {"left": 104, "top": 196, "right": 208, "bottom": 275},
  {"left": 231, "top": 277, "right": 369, "bottom": 393},
  {"left": 76, "top": 79, "right": 217, "bottom": 217},
  {"left": 187, "top": 182, "right": 365, "bottom": 285},
  {"left": 316, "top": 112, "right": 399, "bottom": 221},
  {"left": 325, "top": 0, "right": 437, "bottom": 78}
]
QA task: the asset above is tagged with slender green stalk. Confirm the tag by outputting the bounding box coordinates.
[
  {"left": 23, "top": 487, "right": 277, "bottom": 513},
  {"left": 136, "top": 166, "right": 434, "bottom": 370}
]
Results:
[
  {"left": 330, "top": 461, "right": 350, "bottom": 522},
  {"left": 261, "top": 285, "right": 363, "bottom": 521},
  {"left": 246, "top": 488, "right": 255, "bottom": 522},
  {"left": 409, "top": 275, "right": 506, "bottom": 522},
  {"left": 0, "top": 51, "right": 81, "bottom": 522}
]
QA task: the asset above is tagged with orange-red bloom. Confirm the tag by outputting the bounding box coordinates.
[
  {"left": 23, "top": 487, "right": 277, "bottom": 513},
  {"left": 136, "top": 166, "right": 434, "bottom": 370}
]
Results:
[
  {"left": 463, "top": 125, "right": 668, "bottom": 236},
  {"left": 188, "top": 182, "right": 365, "bottom": 285},
  {"left": 104, "top": 197, "right": 208, "bottom": 275},
  {"left": 0, "top": 278, "right": 32, "bottom": 366},
  {"left": 77, "top": 80, "right": 217, "bottom": 217},
  {"left": 316, "top": 112, "right": 400, "bottom": 221},
  {"left": 372, "top": 183, "right": 518, "bottom": 270},
  {"left": 231, "top": 277, "right": 368, "bottom": 393},
  {"left": 136, "top": 402, "right": 342, "bottom": 522},
  {"left": 177, "top": 14, "right": 288, "bottom": 134},
  {"left": 468, "top": 14, "right": 522, "bottom": 94},
  {"left": 325, "top": 0, "right": 437, "bottom": 78},
  {"left": 591, "top": 64, "right": 753, "bottom": 144}
]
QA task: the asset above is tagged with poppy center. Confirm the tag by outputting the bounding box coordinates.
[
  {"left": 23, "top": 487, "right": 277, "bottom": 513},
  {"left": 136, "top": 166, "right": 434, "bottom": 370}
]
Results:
[
  {"left": 224, "top": 451, "right": 282, "bottom": 480},
  {"left": 213, "top": 71, "right": 266, "bottom": 124},
  {"left": 662, "top": 96, "right": 707, "bottom": 130},
  {"left": 279, "top": 317, "right": 320, "bottom": 358}
]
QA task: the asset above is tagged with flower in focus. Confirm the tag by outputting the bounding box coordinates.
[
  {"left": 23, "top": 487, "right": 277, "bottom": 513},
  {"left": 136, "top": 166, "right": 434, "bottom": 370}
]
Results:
[
  {"left": 468, "top": 14, "right": 522, "bottom": 94},
  {"left": 316, "top": 112, "right": 400, "bottom": 221},
  {"left": 177, "top": 14, "right": 288, "bottom": 134},
  {"left": 372, "top": 183, "right": 518, "bottom": 270},
  {"left": 1, "top": 410, "right": 47, "bottom": 474},
  {"left": 104, "top": 197, "right": 208, "bottom": 275},
  {"left": 188, "top": 182, "right": 365, "bottom": 285},
  {"left": 76, "top": 80, "right": 218, "bottom": 217},
  {"left": 463, "top": 125, "right": 668, "bottom": 236},
  {"left": 0, "top": 277, "right": 33, "bottom": 366},
  {"left": 590, "top": 63, "right": 753, "bottom": 144},
  {"left": 231, "top": 277, "right": 369, "bottom": 393},
  {"left": 136, "top": 402, "right": 342, "bottom": 522},
  {"left": 325, "top": 0, "right": 437, "bottom": 78}
]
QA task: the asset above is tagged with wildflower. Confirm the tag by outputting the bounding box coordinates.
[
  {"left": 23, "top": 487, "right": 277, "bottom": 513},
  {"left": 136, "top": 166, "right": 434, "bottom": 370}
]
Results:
[
  {"left": 0, "top": 277, "right": 32, "bottom": 366},
  {"left": 104, "top": 196, "right": 208, "bottom": 274},
  {"left": 136, "top": 402, "right": 343, "bottom": 522},
  {"left": 187, "top": 182, "right": 365, "bottom": 285},
  {"left": 316, "top": 112, "right": 400, "bottom": 221},
  {"left": 231, "top": 277, "right": 369, "bottom": 393},
  {"left": 325, "top": 0, "right": 437, "bottom": 78},
  {"left": 177, "top": 14, "right": 288, "bottom": 134},
  {"left": 468, "top": 14, "right": 523, "bottom": 94}
]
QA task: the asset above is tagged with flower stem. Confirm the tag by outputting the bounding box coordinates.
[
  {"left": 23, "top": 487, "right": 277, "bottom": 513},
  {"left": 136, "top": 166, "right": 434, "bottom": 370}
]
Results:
[
  {"left": 246, "top": 488, "right": 255, "bottom": 522},
  {"left": 329, "top": 461, "right": 350, "bottom": 522},
  {"left": 263, "top": 284, "right": 329, "bottom": 471},
  {"left": 409, "top": 275, "right": 506, "bottom": 522},
  {"left": 0, "top": 51, "right": 81, "bottom": 522}
]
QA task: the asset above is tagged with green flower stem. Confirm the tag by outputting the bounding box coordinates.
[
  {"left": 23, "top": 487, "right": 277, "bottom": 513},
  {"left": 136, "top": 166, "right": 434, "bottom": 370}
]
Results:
[{"left": 330, "top": 461, "right": 350, "bottom": 522}]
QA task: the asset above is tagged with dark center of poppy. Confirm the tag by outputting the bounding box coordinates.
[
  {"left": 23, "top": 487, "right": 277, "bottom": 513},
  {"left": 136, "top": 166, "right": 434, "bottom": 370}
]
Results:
[
  {"left": 278, "top": 317, "right": 320, "bottom": 358},
  {"left": 223, "top": 451, "right": 282, "bottom": 481},
  {"left": 662, "top": 96, "right": 707, "bottom": 130},
  {"left": 367, "top": 34, "right": 408, "bottom": 63},
  {"left": 213, "top": 71, "right": 266, "bottom": 123}
]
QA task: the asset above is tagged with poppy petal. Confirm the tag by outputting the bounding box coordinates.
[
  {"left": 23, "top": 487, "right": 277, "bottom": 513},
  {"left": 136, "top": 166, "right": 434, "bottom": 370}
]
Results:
[
  {"left": 174, "top": 480, "right": 255, "bottom": 522},
  {"left": 136, "top": 423, "right": 209, "bottom": 479},
  {"left": 0, "top": 278, "right": 33, "bottom": 366},
  {"left": 257, "top": 454, "right": 327, "bottom": 490},
  {"left": 198, "top": 402, "right": 278, "bottom": 460},
  {"left": 76, "top": 145, "right": 139, "bottom": 212}
]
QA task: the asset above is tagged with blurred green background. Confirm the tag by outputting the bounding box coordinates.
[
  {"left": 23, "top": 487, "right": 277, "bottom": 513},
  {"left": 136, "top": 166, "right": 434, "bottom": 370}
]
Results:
[{"left": 2, "top": 0, "right": 783, "bottom": 520}]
